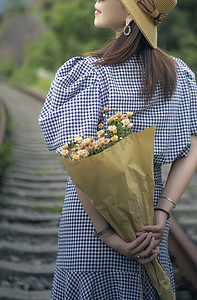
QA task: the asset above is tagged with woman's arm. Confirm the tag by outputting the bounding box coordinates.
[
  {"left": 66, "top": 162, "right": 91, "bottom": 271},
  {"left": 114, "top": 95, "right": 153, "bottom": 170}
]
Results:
[
  {"left": 143, "top": 135, "right": 197, "bottom": 246},
  {"left": 76, "top": 187, "right": 159, "bottom": 264}
]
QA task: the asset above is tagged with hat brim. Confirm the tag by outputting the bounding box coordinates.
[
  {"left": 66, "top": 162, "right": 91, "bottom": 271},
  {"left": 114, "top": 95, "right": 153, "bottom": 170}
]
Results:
[{"left": 121, "top": 0, "right": 157, "bottom": 48}]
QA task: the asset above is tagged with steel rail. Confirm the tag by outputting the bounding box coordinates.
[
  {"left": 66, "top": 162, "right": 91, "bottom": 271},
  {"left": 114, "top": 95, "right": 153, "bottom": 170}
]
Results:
[
  {"left": 0, "top": 98, "right": 6, "bottom": 146},
  {"left": 1, "top": 81, "right": 197, "bottom": 293},
  {"left": 169, "top": 217, "right": 197, "bottom": 290}
]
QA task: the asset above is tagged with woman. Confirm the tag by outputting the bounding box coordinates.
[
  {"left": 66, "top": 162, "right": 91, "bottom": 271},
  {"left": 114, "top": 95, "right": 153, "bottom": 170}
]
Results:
[{"left": 39, "top": 0, "right": 197, "bottom": 299}]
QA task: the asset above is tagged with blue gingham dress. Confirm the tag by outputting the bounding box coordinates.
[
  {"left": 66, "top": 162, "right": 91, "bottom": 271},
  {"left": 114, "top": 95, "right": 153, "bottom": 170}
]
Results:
[{"left": 39, "top": 55, "right": 197, "bottom": 300}]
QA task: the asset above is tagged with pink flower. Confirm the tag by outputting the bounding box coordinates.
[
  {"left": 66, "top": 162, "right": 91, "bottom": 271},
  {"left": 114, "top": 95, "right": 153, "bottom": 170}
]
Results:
[
  {"left": 108, "top": 125, "right": 117, "bottom": 133},
  {"left": 127, "top": 112, "right": 133, "bottom": 117},
  {"left": 78, "top": 149, "right": 90, "bottom": 158},
  {"left": 103, "top": 138, "right": 110, "bottom": 145},
  {"left": 121, "top": 118, "right": 130, "bottom": 126},
  {"left": 74, "top": 135, "right": 83, "bottom": 143},
  {"left": 97, "top": 138, "right": 104, "bottom": 147},
  {"left": 88, "top": 142, "right": 95, "bottom": 151},
  {"left": 127, "top": 123, "right": 133, "bottom": 129},
  {"left": 82, "top": 138, "right": 91, "bottom": 146}
]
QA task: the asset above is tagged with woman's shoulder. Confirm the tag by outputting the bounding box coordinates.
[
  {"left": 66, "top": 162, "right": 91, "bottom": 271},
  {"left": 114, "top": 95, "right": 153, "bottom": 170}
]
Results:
[
  {"left": 54, "top": 56, "right": 103, "bottom": 83},
  {"left": 172, "top": 57, "right": 196, "bottom": 82}
]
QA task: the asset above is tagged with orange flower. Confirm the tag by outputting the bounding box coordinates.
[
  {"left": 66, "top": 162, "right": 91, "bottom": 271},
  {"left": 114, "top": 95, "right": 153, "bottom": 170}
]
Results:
[
  {"left": 77, "top": 143, "right": 85, "bottom": 150},
  {"left": 111, "top": 135, "right": 119, "bottom": 142},
  {"left": 115, "top": 112, "right": 122, "bottom": 118},
  {"left": 60, "top": 150, "right": 69, "bottom": 157},
  {"left": 107, "top": 116, "right": 114, "bottom": 123},
  {"left": 97, "top": 130, "right": 105, "bottom": 137},
  {"left": 98, "top": 123, "right": 104, "bottom": 129},
  {"left": 104, "top": 107, "right": 109, "bottom": 112}
]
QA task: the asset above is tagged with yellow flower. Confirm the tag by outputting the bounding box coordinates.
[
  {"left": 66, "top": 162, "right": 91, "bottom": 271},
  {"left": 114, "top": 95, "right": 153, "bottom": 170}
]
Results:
[
  {"left": 104, "top": 107, "right": 109, "bottom": 112},
  {"left": 127, "top": 112, "right": 133, "bottom": 117},
  {"left": 72, "top": 154, "right": 80, "bottom": 161},
  {"left": 62, "top": 144, "right": 69, "bottom": 150},
  {"left": 111, "top": 135, "right": 119, "bottom": 142},
  {"left": 60, "top": 150, "right": 69, "bottom": 157}
]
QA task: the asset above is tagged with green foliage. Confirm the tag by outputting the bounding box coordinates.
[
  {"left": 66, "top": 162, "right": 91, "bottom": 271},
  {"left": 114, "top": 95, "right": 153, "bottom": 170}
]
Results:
[
  {"left": 1, "top": 0, "right": 196, "bottom": 92},
  {"left": 0, "top": 119, "right": 13, "bottom": 188},
  {"left": 43, "top": 0, "right": 111, "bottom": 65},
  {"left": 0, "top": 58, "right": 16, "bottom": 77},
  {"left": 23, "top": 32, "right": 62, "bottom": 72},
  {"left": 158, "top": 0, "right": 197, "bottom": 75}
]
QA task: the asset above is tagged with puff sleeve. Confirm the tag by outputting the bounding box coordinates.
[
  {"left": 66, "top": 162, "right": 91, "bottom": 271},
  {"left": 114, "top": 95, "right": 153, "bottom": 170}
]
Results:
[
  {"left": 154, "top": 58, "right": 197, "bottom": 164},
  {"left": 38, "top": 57, "right": 104, "bottom": 150}
]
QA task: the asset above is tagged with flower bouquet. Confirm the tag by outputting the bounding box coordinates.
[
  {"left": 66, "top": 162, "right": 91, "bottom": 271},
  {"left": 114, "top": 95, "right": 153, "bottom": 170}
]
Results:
[{"left": 59, "top": 108, "right": 175, "bottom": 300}]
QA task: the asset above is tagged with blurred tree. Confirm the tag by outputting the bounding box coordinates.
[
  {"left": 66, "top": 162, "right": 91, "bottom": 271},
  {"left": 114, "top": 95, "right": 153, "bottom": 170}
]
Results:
[
  {"left": 158, "top": 0, "right": 197, "bottom": 74},
  {"left": 4, "top": 0, "right": 26, "bottom": 17},
  {"left": 41, "top": 0, "right": 111, "bottom": 65}
]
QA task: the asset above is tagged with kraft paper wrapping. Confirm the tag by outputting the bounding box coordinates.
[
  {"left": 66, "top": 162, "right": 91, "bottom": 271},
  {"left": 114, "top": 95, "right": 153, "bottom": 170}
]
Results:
[{"left": 60, "top": 126, "right": 175, "bottom": 300}]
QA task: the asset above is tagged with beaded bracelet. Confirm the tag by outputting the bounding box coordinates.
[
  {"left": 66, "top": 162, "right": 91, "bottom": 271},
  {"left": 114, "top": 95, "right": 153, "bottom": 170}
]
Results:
[
  {"left": 94, "top": 225, "right": 113, "bottom": 238},
  {"left": 160, "top": 196, "right": 176, "bottom": 209},
  {"left": 154, "top": 207, "right": 170, "bottom": 219}
]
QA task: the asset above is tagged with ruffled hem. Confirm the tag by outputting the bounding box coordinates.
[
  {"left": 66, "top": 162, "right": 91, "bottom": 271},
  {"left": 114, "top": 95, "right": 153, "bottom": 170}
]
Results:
[{"left": 51, "top": 268, "right": 163, "bottom": 300}]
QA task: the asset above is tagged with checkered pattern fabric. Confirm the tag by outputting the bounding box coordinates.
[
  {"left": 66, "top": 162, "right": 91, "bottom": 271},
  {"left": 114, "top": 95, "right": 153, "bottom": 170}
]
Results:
[{"left": 39, "top": 55, "right": 196, "bottom": 300}]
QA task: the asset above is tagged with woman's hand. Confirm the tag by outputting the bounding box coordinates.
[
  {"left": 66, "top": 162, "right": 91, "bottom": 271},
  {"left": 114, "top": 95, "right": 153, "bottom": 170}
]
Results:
[
  {"left": 138, "top": 210, "right": 168, "bottom": 248},
  {"left": 100, "top": 230, "right": 160, "bottom": 265}
]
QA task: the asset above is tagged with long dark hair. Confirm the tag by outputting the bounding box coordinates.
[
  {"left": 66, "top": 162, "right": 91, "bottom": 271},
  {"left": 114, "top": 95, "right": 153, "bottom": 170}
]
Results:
[{"left": 86, "top": 22, "right": 177, "bottom": 103}]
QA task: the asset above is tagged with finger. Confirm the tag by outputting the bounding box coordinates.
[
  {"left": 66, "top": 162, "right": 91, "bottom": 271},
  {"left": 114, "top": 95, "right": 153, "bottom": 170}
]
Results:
[
  {"left": 128, "top": 232, "right": 148, "bottom": 249},
  {"left": 137, "top": 253, "right": 158, "bottom": 265},
  {"left": 131, "top": 232, "right": 153, "bottom": 257},
  {"left": 139, "top": 236, "right": 157, "bottom": 258},
  {"left": 151, "top": 246, "right": 160, "bottom": 255}
]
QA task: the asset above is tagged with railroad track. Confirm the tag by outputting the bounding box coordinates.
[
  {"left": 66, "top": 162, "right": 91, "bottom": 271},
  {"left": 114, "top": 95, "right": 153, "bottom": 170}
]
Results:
[{"left": 0, "top": 83, "right": 197, "bottom": 300}]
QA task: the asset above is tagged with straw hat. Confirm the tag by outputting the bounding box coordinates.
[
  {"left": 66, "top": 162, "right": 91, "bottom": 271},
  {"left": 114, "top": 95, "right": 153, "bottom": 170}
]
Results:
[{"left": 120, "top": 0, "right": 177, "bottom": 49}]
